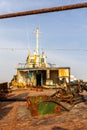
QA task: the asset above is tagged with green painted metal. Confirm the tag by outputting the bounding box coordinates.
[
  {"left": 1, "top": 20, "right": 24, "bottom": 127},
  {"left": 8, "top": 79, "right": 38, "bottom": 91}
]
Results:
[
  {"left": 38, "top": 101, "right": 58, "bottom": 115},
  {"left": 27, "top": 95, "right": 60, "bottom": 116}
]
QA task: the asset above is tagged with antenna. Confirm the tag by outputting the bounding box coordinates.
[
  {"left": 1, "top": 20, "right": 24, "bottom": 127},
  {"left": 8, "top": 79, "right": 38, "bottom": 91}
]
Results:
[{"left": 35, "top": 27, "right": 39, "bottom": 55}]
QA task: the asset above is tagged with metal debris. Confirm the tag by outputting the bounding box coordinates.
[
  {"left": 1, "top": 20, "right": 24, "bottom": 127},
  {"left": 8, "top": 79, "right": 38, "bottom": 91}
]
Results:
[{"left": 26, "top": 81, "right": 87, "bottom": 116}]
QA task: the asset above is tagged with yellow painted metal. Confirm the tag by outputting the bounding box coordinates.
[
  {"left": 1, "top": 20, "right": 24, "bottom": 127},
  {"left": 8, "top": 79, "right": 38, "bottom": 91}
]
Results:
[{"left": 59, "top": 68, "right": 69, "bottom": 77}]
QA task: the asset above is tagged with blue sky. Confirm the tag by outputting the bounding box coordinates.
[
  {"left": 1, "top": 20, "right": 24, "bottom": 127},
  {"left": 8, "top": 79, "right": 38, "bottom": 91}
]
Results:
[{"left": 0, "top": 0, "right": 87, "bottom": 82}]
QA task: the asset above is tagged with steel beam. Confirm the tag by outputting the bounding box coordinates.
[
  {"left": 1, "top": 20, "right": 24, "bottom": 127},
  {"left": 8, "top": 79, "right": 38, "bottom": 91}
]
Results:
[{"left": 0, "top": 2, "right": 87, "bottom": 19}]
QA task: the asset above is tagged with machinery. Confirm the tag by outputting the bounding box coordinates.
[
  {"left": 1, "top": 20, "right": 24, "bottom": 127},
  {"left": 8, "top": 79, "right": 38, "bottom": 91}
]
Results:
[
  {"left": 26, "top": 81, "right": 87, "bottom": 116},
  {"left": 0, "top": 82, "right": 11, "bottom": 99}
]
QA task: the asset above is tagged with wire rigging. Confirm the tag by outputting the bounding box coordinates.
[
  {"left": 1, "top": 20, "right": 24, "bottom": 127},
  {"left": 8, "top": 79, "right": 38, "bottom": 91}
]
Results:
[{"left": 0, "top": 48, "right": 87, "bottom": 52}]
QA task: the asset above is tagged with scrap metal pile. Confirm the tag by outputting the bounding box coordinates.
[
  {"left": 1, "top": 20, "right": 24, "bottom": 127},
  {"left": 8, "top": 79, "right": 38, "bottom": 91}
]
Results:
[{"left": 27, "top": 81, "right": 87, "bottom": 116}]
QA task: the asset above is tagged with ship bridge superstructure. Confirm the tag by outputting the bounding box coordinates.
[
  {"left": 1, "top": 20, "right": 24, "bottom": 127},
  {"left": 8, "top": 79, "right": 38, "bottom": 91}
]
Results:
[
  {"left": 12, "top": 28, "right": 70, "bottom": 88},
  {"left": 17, "top": 28, "right": 47, "bottom": 69}
]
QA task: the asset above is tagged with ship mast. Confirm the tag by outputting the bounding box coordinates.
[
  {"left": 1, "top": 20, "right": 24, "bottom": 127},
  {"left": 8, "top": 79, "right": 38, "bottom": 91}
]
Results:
[{"left": 36, "top": 27, "right": 39, "bottom": 55}]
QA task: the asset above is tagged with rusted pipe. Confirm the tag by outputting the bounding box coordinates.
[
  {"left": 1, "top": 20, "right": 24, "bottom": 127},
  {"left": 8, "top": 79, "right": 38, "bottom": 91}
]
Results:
[{"left": 0, "top": 2, "right": 87, "bottom": 19}]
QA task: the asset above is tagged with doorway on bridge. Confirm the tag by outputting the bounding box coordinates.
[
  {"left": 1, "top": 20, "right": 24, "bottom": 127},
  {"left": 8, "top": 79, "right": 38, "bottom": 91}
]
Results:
[{"left": 36, "top": 73, "right": 41, "bottom": 86}]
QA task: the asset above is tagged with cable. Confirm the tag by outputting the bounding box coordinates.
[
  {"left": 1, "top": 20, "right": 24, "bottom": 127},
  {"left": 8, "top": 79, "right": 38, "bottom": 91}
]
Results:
[
  {"left": 0, "top": 48, "right": 87, "bottom": 52},
  {"left": 46, "top": 49, "right": 87, "bottom": 52}
]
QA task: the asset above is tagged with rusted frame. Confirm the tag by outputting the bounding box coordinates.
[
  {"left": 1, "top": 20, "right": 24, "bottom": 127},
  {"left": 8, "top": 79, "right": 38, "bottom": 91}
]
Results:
[{"left": 0, "top": 2, "right": 87, "bottom": 19}]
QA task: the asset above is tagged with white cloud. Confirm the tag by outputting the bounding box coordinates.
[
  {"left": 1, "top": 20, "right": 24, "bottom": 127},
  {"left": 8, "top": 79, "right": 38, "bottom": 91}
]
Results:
[
  {"left": 0, "top": 1, "right": 7, "bottom": 6},
  {"left": 0, "top": 1, "right": 12, "bottom": 13},
  {"left": 0, "top": 0, "right": 52, "bottom": 14}
]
